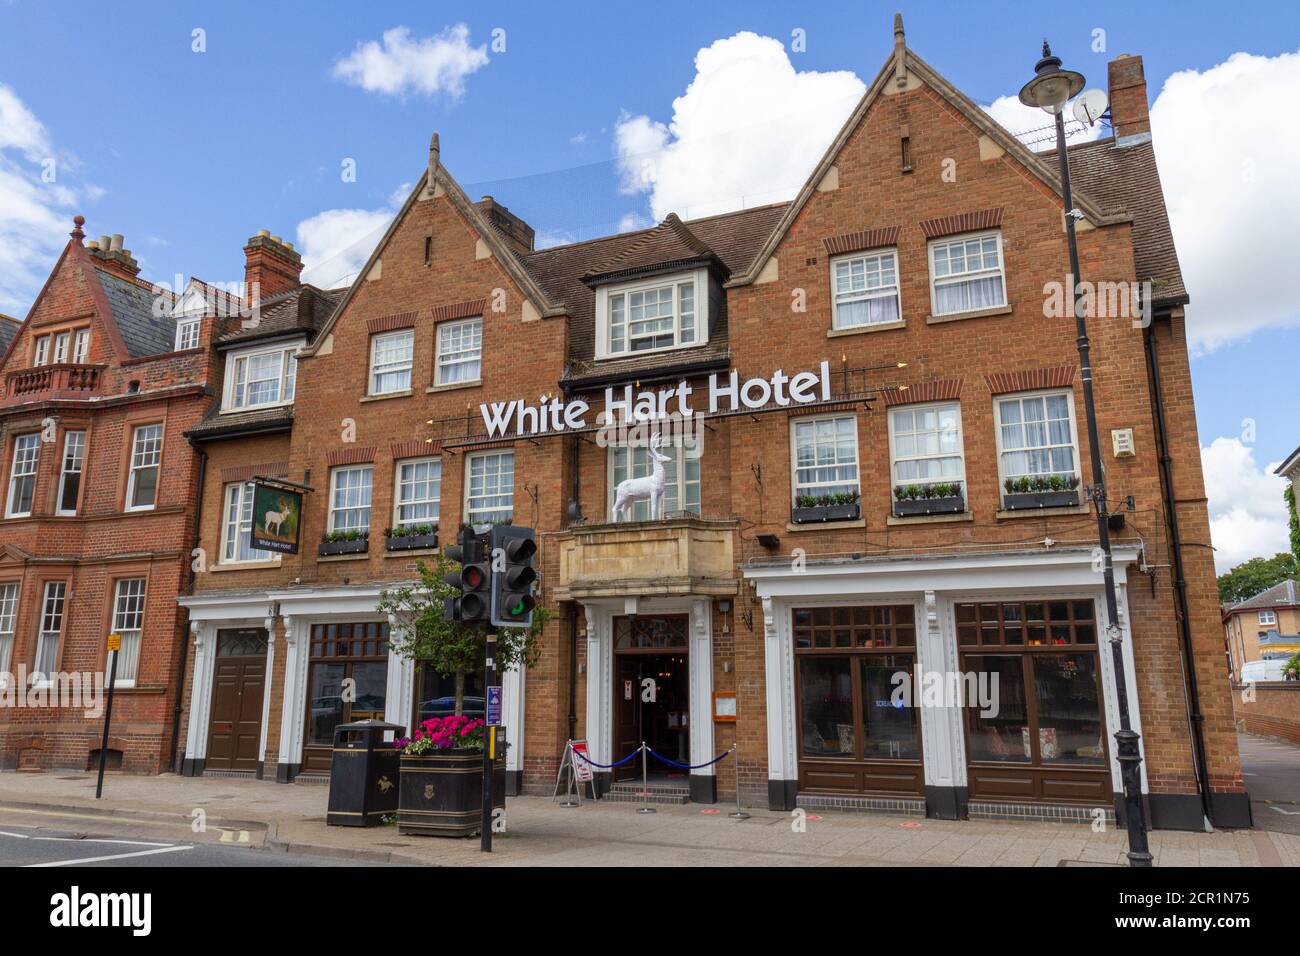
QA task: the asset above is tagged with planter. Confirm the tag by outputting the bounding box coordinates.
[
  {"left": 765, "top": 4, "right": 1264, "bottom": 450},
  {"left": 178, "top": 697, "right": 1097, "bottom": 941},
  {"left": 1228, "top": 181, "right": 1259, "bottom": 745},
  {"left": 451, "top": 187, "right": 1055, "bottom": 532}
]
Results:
[
  {"left": 893, "top": 494, "right": 965, "bottom": 517},
  {"left": 791, "top": 502, "right": 860, "bottom": 524},
  {"left": 318, "top": 537, "right": 369, "bottom": 557},
  {"left": 398, "top": 749, "right": 506, "bottom": 837},
  {"left": 1002, "top": 490, "right": 1080, "bottom": 511},
  {"left": 385, "top": 532, "right": 439, "bottom": 552}
]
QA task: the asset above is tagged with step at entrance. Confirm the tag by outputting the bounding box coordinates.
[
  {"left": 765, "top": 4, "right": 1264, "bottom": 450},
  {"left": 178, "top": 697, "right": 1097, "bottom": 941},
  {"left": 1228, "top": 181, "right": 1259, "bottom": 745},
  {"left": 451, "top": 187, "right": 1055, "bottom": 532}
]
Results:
[{"left": 606, "top": 781, "right": 690, "bottom": 805}]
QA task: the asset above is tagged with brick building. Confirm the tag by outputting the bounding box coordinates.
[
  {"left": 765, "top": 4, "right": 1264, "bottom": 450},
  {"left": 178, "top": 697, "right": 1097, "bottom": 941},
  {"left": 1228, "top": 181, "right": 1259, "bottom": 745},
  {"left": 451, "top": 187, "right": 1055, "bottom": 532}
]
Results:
[
  {"left": 1223, "top": 580, "right": 1300, "bottom": 681},
  {"left": 175, "top": 22, "right": 1248, "bottom": 829},
  {"left": 0, "top": 220, "right": 215, "bottom": 773}
]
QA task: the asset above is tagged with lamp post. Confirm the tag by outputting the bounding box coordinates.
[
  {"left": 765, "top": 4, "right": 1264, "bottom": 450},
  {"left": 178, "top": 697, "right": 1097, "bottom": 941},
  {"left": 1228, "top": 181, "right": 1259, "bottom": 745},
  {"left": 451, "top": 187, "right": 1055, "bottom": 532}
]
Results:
[{"left": 1019, "top": 42, "right": 1153, "bottom": 867}]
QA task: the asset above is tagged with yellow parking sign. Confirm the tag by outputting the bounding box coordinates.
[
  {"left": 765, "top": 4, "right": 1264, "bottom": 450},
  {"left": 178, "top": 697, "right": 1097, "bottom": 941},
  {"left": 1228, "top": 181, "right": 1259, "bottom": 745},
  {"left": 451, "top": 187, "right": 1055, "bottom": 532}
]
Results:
[{"left": 107, "top": 633, "right": 121, "bottom": 652}]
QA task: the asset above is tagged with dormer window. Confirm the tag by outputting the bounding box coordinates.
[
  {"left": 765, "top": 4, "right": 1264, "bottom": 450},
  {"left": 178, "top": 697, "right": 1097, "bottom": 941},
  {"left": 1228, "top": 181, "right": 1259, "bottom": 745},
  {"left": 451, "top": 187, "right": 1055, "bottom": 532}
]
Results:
[
  {"left": 33, "top": 336, "right": 50, "bottom": 366},
  {"left": 72, "top": 329, "right": 90, "bottom": 363},
  {"left": 222, "top": 340, "right": 301, "bottom": 412},
  {"left": 175, "top": 317, "right": 200, "bottom": 351},
  {"left": 595, "top": 269, "right": 707, "bottom": 360}
]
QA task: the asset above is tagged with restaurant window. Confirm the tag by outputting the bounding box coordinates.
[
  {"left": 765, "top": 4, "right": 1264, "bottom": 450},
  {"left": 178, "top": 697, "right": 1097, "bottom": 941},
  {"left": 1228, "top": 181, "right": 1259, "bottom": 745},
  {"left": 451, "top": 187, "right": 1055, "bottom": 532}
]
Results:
[
  {"left": 414, "top": 666, "right": 485, "bottom": 725},
  {"left": 5, "top": 433, "right": 40, "bottom": 518},
  {"left": 434, "top": 317, "right": 482, "bottom": 386},
  {"left": 465, "top": 451, "right": 513, "bottom": 524},
  {"left": 305, "top": 622, "right": 389, "bottom": 750},
  {"left": 955, "top": 600, "right": 1105, "bottom": 767},
  {"left": 56, "top": 430, "right": 86, "bottom": 516},
  {"left": 126, "top": 423, "right": 163, "bottom": 511},
  {"left": 608, "top": 436, "right": 701, "bottom": 520},
  {"left": 794, "top": 606, "right": 920, "bottom": 766}
]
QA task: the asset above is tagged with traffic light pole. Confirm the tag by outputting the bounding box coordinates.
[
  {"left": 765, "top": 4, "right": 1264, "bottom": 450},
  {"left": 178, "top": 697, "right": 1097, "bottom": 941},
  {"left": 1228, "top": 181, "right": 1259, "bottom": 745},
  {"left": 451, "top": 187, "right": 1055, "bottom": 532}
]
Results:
[{"left": 481, "top": 627, "right": 498, "bottom": 853}]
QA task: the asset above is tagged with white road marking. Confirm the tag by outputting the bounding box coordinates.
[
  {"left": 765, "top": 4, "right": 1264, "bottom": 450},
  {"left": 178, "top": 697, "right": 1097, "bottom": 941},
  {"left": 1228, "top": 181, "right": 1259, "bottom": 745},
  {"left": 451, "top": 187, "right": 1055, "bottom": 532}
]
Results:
[
  {"left": 25, "top": 844, "right": 193, "bottom": 867},
  {"left": 1269, "top": 805, "right": 1300, "bottom": 816},
  {"left": 0, "top": 829, "right": 172, "bottom": 847}
]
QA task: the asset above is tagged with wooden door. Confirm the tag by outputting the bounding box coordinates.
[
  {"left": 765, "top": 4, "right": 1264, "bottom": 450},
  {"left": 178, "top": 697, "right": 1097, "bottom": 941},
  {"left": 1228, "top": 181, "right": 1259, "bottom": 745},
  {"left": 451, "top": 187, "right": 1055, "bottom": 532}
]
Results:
[
  {"left": 206, "top": 629, "right": 268, "bottom": 772},
  {"left": 613, "top": 656, "right": 641, "bottom": 781}
]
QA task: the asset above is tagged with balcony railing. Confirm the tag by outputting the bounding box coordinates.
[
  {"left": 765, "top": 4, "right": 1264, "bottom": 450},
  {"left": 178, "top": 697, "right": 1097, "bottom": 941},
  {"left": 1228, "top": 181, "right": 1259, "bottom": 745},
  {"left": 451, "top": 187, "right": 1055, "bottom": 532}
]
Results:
[
  {"left": 553, "top": 516, "right": 738, "bottom": 600},
  {"left": 5, "top": 363, "right": 105, "bottom": 399}
]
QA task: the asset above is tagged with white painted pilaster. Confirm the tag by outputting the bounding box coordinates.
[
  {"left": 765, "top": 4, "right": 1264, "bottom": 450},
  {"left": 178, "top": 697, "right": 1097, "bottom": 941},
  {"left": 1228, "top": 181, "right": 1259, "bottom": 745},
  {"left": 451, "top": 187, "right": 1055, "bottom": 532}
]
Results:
[
  {"left": 583, "top": 605, "right": 613, "bottom": 764},
  {"left": 917, "top": 591, "right": 966, "bottom": 790},
  {"left": 502, "top": 661, "right": 526, "bottom": 773},
  {"left": 257, "top": 619, "right": 276, "bottom": 763},
  {"left": 278, "top": 615, "right": 307, "bottom": 769},
  {"left": 762, "top": 596, "right": 797, "bottom": 783},
  {"left": 689, "top": 598, "right": 715, "bottom": 774},
  {"left": 184, "top": 621, "right": 214, "bottom": 761},
  {"left": 1098, "top": 581, "right": 1149, "bottom": 795}
]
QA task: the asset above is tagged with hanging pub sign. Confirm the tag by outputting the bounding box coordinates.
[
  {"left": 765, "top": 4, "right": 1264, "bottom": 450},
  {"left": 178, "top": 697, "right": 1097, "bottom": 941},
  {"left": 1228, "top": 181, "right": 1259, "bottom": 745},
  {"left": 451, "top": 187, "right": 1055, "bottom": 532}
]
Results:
[{"left": 250, "top": 482, "right": 304, "bottom": 555}]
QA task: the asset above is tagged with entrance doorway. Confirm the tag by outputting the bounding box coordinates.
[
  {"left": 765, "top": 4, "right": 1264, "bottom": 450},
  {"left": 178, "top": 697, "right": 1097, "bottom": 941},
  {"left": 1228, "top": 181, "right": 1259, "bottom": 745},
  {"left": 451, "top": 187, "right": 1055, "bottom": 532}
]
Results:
[
  {"left": 612, "top": 615, "right": 689, "bottom": 782},
  {"left": 206, "top": 628, "right": 268, "bottom": 772}
]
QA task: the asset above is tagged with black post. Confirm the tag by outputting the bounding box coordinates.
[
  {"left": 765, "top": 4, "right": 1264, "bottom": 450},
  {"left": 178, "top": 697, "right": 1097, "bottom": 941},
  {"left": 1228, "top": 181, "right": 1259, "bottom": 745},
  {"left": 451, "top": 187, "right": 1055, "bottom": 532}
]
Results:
[
  {"left": 480, "top": 629, "right": 498, "bottom": 852},
  {"left": 95, "top": 646, "right": 119, "bottom": 799},
  {"left": 1052, "top": 105, "right": 1153, "bottom": 866}
]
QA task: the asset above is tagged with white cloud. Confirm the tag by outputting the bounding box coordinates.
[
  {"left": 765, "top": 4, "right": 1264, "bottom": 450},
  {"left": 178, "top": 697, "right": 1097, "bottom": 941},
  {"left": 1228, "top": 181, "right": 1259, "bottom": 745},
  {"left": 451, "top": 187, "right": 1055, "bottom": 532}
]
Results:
[
  {"left": 297, "top": 207, "right": 394, "bottom": 288},
  {"left": 0, "top": 83, "right": 98, "bottom": 315},
  {"left": 332, "top": 24, "right": 489, "bottom": 99},
  {"left": 1201, "top": 436, "right": 1290, "bottom": 572},
  {"left": 614, "top": 32, "right": 865, "bottom": 221},
  {"left": 981, "top": 94, "right": 1104, "bottom": 152},
  {"left": 1149, "top": 48, "right": 1300, "bottom": 352}
]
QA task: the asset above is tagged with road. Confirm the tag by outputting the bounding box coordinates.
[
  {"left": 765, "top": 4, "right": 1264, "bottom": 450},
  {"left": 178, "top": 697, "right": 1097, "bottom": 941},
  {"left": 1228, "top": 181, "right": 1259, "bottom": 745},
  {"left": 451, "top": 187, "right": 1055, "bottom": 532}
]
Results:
[
  {"left": 1237, "top": 732, "right": 1300, "bottom": 835},
  {"left": 0, "top": 808, "right": 385, "bottom": 867}
]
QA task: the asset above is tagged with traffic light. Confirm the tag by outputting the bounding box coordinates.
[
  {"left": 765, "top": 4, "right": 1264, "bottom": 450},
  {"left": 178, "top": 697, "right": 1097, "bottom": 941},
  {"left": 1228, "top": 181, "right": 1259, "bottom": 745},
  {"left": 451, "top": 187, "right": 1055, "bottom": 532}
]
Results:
[
  {"left": 489, "top": 525, "right": 537, "bottom": 628},
  {"left": 443, "top": 527, "right": 491, "bottom": 626}
]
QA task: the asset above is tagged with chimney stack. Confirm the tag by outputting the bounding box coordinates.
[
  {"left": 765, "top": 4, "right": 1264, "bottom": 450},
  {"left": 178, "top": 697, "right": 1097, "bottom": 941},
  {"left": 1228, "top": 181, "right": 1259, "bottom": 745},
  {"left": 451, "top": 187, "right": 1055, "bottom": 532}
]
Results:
[
  {"left": 476, "top": 196, "right": 535, "bottom": 257},
  {"left": 1107, "top": 54, "right": 1151, "bottom": 142},
  {"left": 85, "top": 226, "right": 141, "bottom": 279},
  {"left": 243, "top": 229, "right": 303, "bottom": 302}
]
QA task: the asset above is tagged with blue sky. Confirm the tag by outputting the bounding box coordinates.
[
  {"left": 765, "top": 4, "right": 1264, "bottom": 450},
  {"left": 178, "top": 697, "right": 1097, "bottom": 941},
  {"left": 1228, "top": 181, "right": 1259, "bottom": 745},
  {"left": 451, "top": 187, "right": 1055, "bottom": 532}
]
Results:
[{"left": 1, "top": 0, "right": 1297, "bottom": 569}]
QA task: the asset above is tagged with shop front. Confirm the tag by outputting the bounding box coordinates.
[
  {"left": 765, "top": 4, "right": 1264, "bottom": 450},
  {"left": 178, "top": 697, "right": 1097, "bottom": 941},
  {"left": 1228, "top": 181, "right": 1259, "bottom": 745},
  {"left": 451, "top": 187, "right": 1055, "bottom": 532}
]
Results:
[{"left": 744, "top": 546, "right": 1145, "bottom": 820}]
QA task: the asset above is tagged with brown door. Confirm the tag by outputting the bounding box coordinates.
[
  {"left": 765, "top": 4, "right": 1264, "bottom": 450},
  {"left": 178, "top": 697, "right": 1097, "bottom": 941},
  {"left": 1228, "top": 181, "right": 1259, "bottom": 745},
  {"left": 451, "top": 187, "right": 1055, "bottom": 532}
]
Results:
[
  {"left": 613, "top": 656, "right": 641, "bottom": 781},
  {"left": 206, "top": 628, "right": 269, "bottom": 772}
]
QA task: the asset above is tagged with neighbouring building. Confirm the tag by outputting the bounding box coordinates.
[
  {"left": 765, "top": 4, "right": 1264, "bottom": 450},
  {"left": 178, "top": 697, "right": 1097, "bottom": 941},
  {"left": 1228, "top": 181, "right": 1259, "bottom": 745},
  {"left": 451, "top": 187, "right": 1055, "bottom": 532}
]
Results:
[
  {"left": 1223, "top": 579, "right": 1300, "bottom": 681},
  {"left": 172, "top": 19, "right": 1246, "bottom": 829},
  {"left": 0, "top": 316, "right": 19, "bottom": 357},
  {"left": 0, "top": 221, "right": 215, "bottom": 773}
]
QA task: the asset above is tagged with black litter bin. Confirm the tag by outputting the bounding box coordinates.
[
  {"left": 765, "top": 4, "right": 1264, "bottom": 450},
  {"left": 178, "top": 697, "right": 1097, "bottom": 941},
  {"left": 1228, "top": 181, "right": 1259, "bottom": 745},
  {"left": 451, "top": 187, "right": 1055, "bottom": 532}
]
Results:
[{"left": 326, "top": 719, "right": 404, "bottom": 827}]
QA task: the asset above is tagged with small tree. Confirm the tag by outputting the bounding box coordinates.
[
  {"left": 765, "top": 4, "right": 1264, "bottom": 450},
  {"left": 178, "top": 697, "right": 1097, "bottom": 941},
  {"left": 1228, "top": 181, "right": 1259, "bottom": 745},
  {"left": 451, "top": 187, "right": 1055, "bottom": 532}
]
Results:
[{"left": 378, "top": 552, "right": 548, "bottom": 715}]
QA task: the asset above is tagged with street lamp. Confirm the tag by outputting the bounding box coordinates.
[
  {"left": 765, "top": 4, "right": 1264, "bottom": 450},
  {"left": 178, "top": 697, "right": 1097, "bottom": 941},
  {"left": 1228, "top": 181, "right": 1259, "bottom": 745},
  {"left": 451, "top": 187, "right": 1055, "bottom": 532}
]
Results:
[{"left": 1019, "top": 41, "right": 1154, "bottom": 868}]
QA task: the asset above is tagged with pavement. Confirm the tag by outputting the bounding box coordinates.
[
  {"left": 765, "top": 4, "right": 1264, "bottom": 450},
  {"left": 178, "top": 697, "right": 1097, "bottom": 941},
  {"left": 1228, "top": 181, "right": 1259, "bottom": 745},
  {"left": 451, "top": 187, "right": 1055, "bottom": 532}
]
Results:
[
  {"left": 1237, "top": 731, "right": 1300, "bottom": 836},
  {"left": 0, "top": 761, "right": 1296, "bottom": 867}
]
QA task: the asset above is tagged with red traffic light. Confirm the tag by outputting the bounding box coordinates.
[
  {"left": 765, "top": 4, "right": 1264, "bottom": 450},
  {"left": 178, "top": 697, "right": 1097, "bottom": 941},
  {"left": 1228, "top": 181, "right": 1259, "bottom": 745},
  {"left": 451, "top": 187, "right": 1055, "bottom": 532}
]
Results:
[{"left": 462, "top": 565, "right": 486, "bottom": 589}]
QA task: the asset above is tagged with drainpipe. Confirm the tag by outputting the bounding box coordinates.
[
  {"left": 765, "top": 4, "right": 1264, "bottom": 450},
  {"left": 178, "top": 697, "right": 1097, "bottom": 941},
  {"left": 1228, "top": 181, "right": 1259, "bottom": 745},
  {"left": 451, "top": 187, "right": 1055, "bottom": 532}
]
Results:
[
  {"left": 170, "top": 439, "right": 206, "bottom": 772},
  {"left": 1144, "top": 321, "right": 1214, "bottom": 828}
]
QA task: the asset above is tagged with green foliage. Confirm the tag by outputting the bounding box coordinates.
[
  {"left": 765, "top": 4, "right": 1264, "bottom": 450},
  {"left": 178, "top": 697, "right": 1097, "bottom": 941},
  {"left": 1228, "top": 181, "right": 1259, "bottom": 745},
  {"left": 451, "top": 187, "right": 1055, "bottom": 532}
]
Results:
[
  {"left": 1286, "top": 485, "right": 1300, "bottom": 570},
  {"left": 322, "top": 529, "right": 368, "bottom": 543},
  {"left": 1004, "top": 474, "right": 1079, "bottom": 495},
  {"left": 384, "top": 522, "right": 438, "bottom": 538},
  {"left": 1285, "top": 653, "right": 1300, "bottom": 681},
  {"left": 796, "top": 491, "right": 860, "bottom": 508},
  {"left": 1217, "top": 552, "right": 1298, "bottom": 604},
  {"left": 377, "top": 552, "right": 547, "bottom": 684}
]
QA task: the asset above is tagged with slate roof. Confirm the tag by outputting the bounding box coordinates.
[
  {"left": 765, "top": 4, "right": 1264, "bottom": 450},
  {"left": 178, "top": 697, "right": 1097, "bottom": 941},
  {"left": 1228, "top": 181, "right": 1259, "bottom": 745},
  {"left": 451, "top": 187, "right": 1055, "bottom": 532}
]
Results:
[
  {"left": 0, "top": 314, "right": 18, "bottom": 356},
  {"left": 520, "top": 202, "right": 788, "bottom": 386},
  {"left": 1056, "top": 136, "right": 1188, "bottom": 308},
  {"left": 214, "top": 285, "right": 345, "bottom": 348},
  {"left": 1228, "top": 579, "right": 1300, "bottom": 613},
  {"left": 95, "top": 270, "right": 177, "bottom": 358}
]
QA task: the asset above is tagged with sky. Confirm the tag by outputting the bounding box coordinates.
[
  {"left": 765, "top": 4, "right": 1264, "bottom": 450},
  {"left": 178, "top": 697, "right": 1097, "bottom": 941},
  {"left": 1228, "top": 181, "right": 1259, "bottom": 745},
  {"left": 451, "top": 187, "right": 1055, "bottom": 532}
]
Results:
[{"left": 1, "top": 0, "right": 1297, "bottom": 572}]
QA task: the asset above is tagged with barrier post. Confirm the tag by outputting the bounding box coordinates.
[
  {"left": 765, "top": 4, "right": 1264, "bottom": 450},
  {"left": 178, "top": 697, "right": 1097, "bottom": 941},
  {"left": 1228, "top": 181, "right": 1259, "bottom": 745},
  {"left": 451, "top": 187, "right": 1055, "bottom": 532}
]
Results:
[
  {"left": 636, "top": 741, "right": 656, "bottom": 814},
  {"left": 729, "top": 740, "right": 750, "bottom": 819}
]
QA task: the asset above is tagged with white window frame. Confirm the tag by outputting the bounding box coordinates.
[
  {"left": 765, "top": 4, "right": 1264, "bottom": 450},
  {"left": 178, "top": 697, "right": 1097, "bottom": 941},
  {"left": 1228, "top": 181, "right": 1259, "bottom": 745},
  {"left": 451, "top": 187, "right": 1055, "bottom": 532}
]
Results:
[
  {"left": 221, "top": 482, "right": 276, "bottom": 564},
  {"left": 369, "top": 329, "right": 414, "bottom": 396},
  {"left": 33, "top": 580, "right": 66, "bottom": 683},
  {"left": 33, "top": 335, "right": 50, "bottom": 366},
  {"left": 887, "top": 401, "right": 966, "bottom": 494},
  {"left": 1259, "top": 610, "right": 1277, "bottom": 627},
  {"left": 594, "top": 268, "right": 707, "bottom": 360},
  {"left": 830, "top": 249, "right": 901, "bottom": 330},
  {"left": 55, "top": 430, "right": 86, "bottom": 516},
  {"left": 464, "top": 451, "right": 514, "bottom": 525},
  {"left": 393, "top": 457, "right": 441, "bottom": 529},
  {"left": 434, "top": 317, "right": 483, "bottom": 387},
  {"left": 993, "top": 389, "right": 1081, "bottom": 489},
  {"left": 0, "top": 582, "right": 17, "bottom": 685},
  {"left": 6, "top": 433, "right": 40, "bottom": 518},
  {"left": 328, "top": 465, "right": 373, "bottom": 534},
  {"left": 789, "top": 414, "right": 861, "bottom": 504},
  {"left": 110, "top": 578, "right": 146, "bottom": 688},
  {"left": 125, "top": 423, "right": 163, "bottom": 512},
  {"left": 72, "top": 328, "right": 90, "bottom": 363},
  {"left": 52, "top": 331, "right": 70, "bottom": 364},
  {"left": 928, "top": 230, "right": 1007, "bottom": 317},
  {"left": 607, "top": 437, "right": 703, "bottom": 521},
  {"left": 175, "top": 317, "right": 200, "bottom": 351},
  {"left": 221, "top": 339, "right": 301, "bottom": 412}
]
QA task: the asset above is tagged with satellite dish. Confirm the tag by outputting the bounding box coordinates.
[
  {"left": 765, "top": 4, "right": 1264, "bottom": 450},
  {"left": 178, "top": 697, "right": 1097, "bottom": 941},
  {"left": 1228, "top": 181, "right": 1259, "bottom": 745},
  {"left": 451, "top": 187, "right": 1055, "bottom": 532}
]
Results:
[{"left": 1073, "top": 88, "right": 1109, "bottom": 127}]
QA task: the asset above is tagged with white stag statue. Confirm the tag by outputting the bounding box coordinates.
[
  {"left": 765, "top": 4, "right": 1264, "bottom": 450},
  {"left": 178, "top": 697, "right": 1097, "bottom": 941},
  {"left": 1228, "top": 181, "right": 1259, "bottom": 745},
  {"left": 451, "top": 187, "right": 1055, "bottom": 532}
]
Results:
[{"left": 611, "top": 435, "right": 671, "bottom": 522}]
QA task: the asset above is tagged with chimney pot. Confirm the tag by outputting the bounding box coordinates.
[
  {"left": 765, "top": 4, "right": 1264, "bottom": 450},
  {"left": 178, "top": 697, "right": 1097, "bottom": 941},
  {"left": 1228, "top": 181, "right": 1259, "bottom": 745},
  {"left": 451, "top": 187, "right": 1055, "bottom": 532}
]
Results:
[
  {"left": 99, "top": 235, "right": 111, "bottom": 250},
  {"left": 259, "top": 229, "right": 270, "bottom": 238},
  {"left": 88, "top": 240, "right": 100, "bottom": 250},
  {"left": 110, "top": 234, "right": 124, "bottom": 252}
]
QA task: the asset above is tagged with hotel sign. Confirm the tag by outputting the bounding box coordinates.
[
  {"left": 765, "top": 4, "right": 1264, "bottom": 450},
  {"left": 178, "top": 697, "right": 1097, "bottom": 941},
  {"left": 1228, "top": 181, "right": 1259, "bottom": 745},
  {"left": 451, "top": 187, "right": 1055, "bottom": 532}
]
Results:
[{"left": 480, "top": 360, "right": 833, "bottom": 438}]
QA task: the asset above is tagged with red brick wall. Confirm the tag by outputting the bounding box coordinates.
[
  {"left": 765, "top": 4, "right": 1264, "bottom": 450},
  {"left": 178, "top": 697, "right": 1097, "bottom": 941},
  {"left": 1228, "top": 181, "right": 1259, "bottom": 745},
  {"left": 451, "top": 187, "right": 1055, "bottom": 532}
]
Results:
[{"left": 1233, "top": 682, "right": 1300, "bottom": 745}]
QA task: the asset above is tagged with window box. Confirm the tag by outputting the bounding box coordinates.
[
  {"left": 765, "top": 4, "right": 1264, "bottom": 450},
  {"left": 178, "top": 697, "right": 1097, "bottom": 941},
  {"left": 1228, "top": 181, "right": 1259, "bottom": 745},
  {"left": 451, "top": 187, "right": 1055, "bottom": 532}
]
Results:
[
  {"left": 384, "top": 525, "right": 438, "bottom": 552},
  {"left": 319, "top": 532, "right": 369, "bottom": 556},
  {"left": 892, "top": 483, "right": 965, "bottom": 517},
  {"left": 792, "top": 495, "right": 861, "bottom": 524},
  {"left": 1001, "top": 477, "right": 1082, "bottom": 511}
]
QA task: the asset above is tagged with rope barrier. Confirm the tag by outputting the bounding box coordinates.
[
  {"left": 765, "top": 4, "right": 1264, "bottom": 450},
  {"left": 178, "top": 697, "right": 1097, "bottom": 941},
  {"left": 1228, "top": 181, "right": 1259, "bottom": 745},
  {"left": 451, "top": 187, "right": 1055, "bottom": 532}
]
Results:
[
  {"left": 570, "top": 745, "right": 642, "bottom": 769},
  {"left": 646, "top": 747, "right": 734, "bottom": 770}
]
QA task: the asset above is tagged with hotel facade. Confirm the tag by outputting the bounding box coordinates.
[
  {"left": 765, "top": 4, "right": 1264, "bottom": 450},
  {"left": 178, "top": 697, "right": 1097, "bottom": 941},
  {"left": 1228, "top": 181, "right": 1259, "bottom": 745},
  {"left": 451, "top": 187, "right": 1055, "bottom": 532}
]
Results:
[{"left": 4, "top": 24, "right": 1247, "bottom": 829}]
